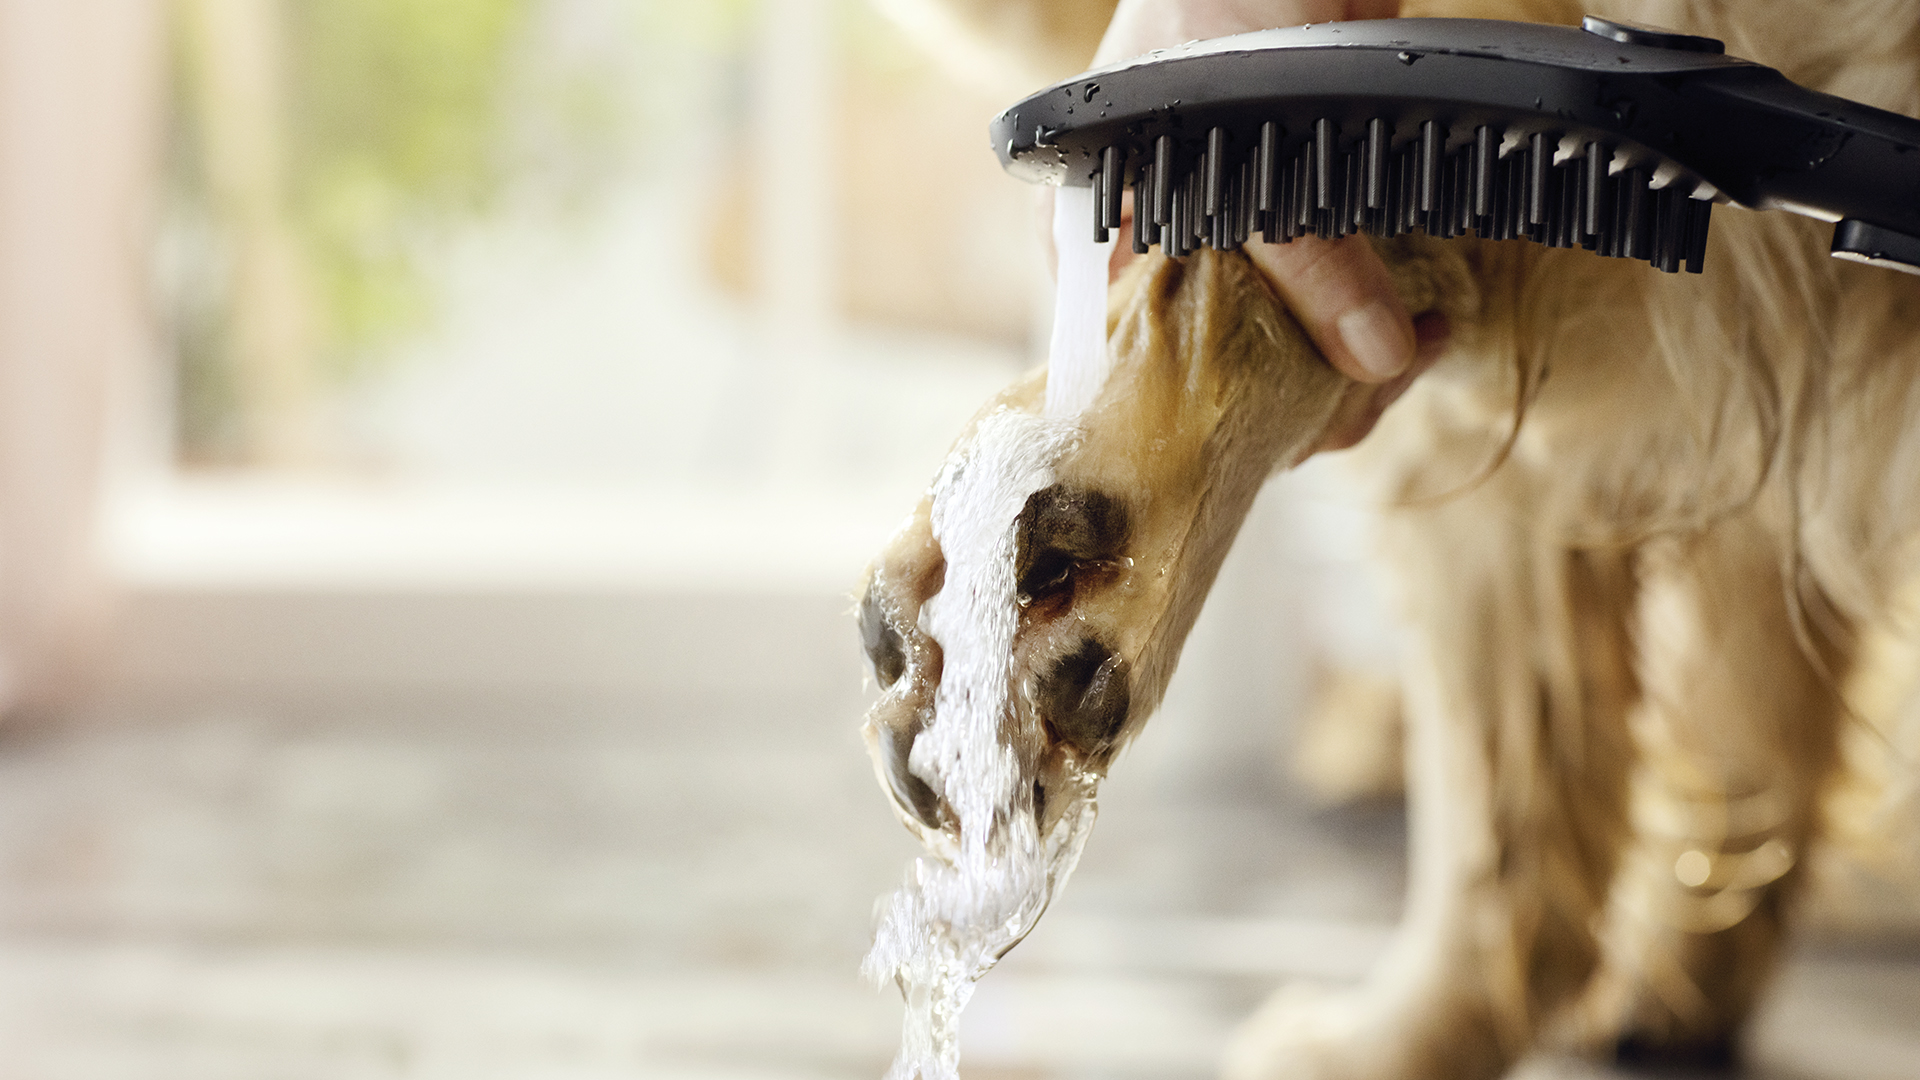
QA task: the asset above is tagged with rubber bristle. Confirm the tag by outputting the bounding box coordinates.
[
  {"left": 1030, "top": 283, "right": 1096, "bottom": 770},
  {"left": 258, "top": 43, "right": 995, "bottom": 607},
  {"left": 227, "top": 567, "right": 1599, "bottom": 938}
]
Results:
[
  {"left": 1098, "top": 115, "right": 1708, "bottom": 273},
  {"left": 1685, "top": 198, "right": 1711, "bottom": 273}
]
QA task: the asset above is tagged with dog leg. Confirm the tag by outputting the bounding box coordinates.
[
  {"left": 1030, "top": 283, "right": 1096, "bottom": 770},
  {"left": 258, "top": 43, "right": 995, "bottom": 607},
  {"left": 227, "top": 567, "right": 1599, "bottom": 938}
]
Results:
[
  {"left": 1572, "top": 517, "right": 1848, "bottom": 1063},
  {"left": 1226, "top": 468, "right": 1640, "bottom": 1080}
]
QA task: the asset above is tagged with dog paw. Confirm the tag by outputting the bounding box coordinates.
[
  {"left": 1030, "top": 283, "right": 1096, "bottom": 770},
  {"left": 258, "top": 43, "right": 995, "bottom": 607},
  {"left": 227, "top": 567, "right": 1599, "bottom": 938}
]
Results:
[
  {"left": 1611, "top": 1029, "right": 1738, "bottom": 1069},
  {"left": 1221, "top": 984, "right": 1381, "bottom": 1080},
  {"left": 1223, "top": 981, "right": 1512, "bottom": 1080}
]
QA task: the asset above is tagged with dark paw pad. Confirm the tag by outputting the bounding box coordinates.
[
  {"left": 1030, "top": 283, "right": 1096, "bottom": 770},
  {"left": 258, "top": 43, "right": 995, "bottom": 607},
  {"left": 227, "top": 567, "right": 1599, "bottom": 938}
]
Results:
[
  {"left": 1039, "top": 638, "right": 1130, "bottom": 757},
  {"left": 1015, "top": 484, "right": 1130, "bottom": 604}
]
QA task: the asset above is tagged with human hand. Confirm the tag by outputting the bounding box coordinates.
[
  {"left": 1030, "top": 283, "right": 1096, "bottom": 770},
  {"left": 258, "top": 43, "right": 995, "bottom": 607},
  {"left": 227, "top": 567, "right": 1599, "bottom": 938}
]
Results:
[{"left": 1075, "top": 0, "right": 1447, "bottom": 450}]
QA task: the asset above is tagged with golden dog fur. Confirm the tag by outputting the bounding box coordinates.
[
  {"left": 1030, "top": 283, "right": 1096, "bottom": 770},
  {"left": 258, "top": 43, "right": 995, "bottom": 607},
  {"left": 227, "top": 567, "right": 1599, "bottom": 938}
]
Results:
[{"left": 862, "top": 1, "right": 1920, "bottom": 1076}]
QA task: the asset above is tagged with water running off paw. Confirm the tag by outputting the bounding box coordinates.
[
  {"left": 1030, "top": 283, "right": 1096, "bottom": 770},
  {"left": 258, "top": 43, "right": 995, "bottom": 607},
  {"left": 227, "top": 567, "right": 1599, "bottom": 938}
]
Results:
[{"left": 864, "top": 188, "right": 1113, "bottom": 1079}]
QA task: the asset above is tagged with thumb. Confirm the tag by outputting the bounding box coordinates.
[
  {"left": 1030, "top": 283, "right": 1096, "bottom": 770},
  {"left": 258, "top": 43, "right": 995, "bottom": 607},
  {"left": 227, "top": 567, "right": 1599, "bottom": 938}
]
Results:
[{"left": 1244, "top": 234, "right": 1420, "bottom": 382}]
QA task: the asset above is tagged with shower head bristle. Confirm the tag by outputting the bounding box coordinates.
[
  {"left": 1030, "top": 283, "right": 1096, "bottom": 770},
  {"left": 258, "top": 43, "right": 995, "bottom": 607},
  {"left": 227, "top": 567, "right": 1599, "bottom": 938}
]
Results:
[{"left": 992, "top": 17, "right": 1920, "bottom": 276}]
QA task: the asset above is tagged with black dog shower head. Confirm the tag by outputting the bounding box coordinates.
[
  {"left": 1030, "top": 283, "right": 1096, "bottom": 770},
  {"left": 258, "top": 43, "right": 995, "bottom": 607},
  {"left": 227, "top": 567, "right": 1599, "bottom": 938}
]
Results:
[{"left": 991, "top": 16, "right": 1920, "bottom": 275}]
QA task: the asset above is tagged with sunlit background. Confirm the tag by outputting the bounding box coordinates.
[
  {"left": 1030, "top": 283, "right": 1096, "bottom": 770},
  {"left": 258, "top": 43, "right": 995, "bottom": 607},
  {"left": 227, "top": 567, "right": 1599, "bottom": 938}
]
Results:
[{"left": 0, "top": 1, "right": 1914, "bottom": 1076}]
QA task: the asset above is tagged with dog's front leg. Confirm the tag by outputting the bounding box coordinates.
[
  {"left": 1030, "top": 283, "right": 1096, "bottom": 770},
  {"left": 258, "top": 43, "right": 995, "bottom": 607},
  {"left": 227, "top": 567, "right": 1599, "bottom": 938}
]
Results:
[{"left": 1226, "top": 463, "right": 1640, "bottom": 1080}]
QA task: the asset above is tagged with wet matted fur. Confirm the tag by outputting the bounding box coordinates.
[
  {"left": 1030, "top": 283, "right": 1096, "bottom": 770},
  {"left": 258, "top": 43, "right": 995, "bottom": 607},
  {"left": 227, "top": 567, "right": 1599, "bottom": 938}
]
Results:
[{"left": 860, "top": 1, "right": 1920, "bottom": 1077}]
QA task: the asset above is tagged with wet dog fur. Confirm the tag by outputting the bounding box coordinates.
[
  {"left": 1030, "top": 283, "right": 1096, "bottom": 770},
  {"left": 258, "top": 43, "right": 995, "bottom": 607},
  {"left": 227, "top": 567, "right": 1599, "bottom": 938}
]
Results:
[{"left": 858, "top": 1, "right": 1920, "bottom": 1076}]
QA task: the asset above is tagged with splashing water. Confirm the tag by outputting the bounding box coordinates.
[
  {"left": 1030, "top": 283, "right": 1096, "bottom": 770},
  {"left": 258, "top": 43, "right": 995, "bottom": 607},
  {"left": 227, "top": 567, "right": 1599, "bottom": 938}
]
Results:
[{"left": 864, "top": 193, "right": 1114, "bottom": 1080}]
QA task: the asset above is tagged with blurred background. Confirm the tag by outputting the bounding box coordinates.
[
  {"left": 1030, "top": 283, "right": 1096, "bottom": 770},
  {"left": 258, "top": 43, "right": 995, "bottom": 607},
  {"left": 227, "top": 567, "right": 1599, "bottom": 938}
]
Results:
[{"left": 0, "top": 1, "right": 1913, "bottom": 1076}]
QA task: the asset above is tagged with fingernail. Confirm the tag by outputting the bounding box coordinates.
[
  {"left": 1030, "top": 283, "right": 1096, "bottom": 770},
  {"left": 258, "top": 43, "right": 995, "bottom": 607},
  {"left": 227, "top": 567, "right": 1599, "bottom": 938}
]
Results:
[{"left": 1338, "top": 301, "right": 1413, "bottom": 380}]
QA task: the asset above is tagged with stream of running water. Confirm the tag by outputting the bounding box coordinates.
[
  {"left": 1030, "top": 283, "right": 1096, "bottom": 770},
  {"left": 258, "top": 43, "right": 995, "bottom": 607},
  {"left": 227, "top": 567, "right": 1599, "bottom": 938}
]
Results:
[
  {"left": 1045, "top": 185, "right": 1116, "bottom": 417},
  {"left": 863, "top": 187, "right": 1113, "bottom": 1080}
]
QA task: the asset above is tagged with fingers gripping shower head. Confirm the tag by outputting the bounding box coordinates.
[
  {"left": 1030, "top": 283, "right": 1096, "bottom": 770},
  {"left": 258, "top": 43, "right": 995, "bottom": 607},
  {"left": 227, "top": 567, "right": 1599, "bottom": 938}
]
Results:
[{"left": 992, "top": 17, "right": 1920, "bottom": 275}]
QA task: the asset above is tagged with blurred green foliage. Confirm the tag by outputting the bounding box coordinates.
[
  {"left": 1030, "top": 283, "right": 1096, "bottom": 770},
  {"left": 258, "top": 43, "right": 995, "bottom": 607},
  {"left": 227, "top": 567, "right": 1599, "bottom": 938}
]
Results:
[
  {"left": 283, "top": 0, "right": 534, "bottom": 367},
  {"left": 164, "top": 0, "right": 776, "bottom": 461},
  {"left": 169, "top": 0, "right": 771, "bottom": 366}
]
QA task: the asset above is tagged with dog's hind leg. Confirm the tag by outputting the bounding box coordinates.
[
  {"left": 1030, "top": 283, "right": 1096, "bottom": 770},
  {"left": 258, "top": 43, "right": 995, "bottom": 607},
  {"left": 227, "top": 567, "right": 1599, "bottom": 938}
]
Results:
[
  {"left": 1566, "top": 516, "right": 1849, "bottom": 1064},
  {"left": 1225, "top": 466, "right": 1641, "bottom": 1080}
]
